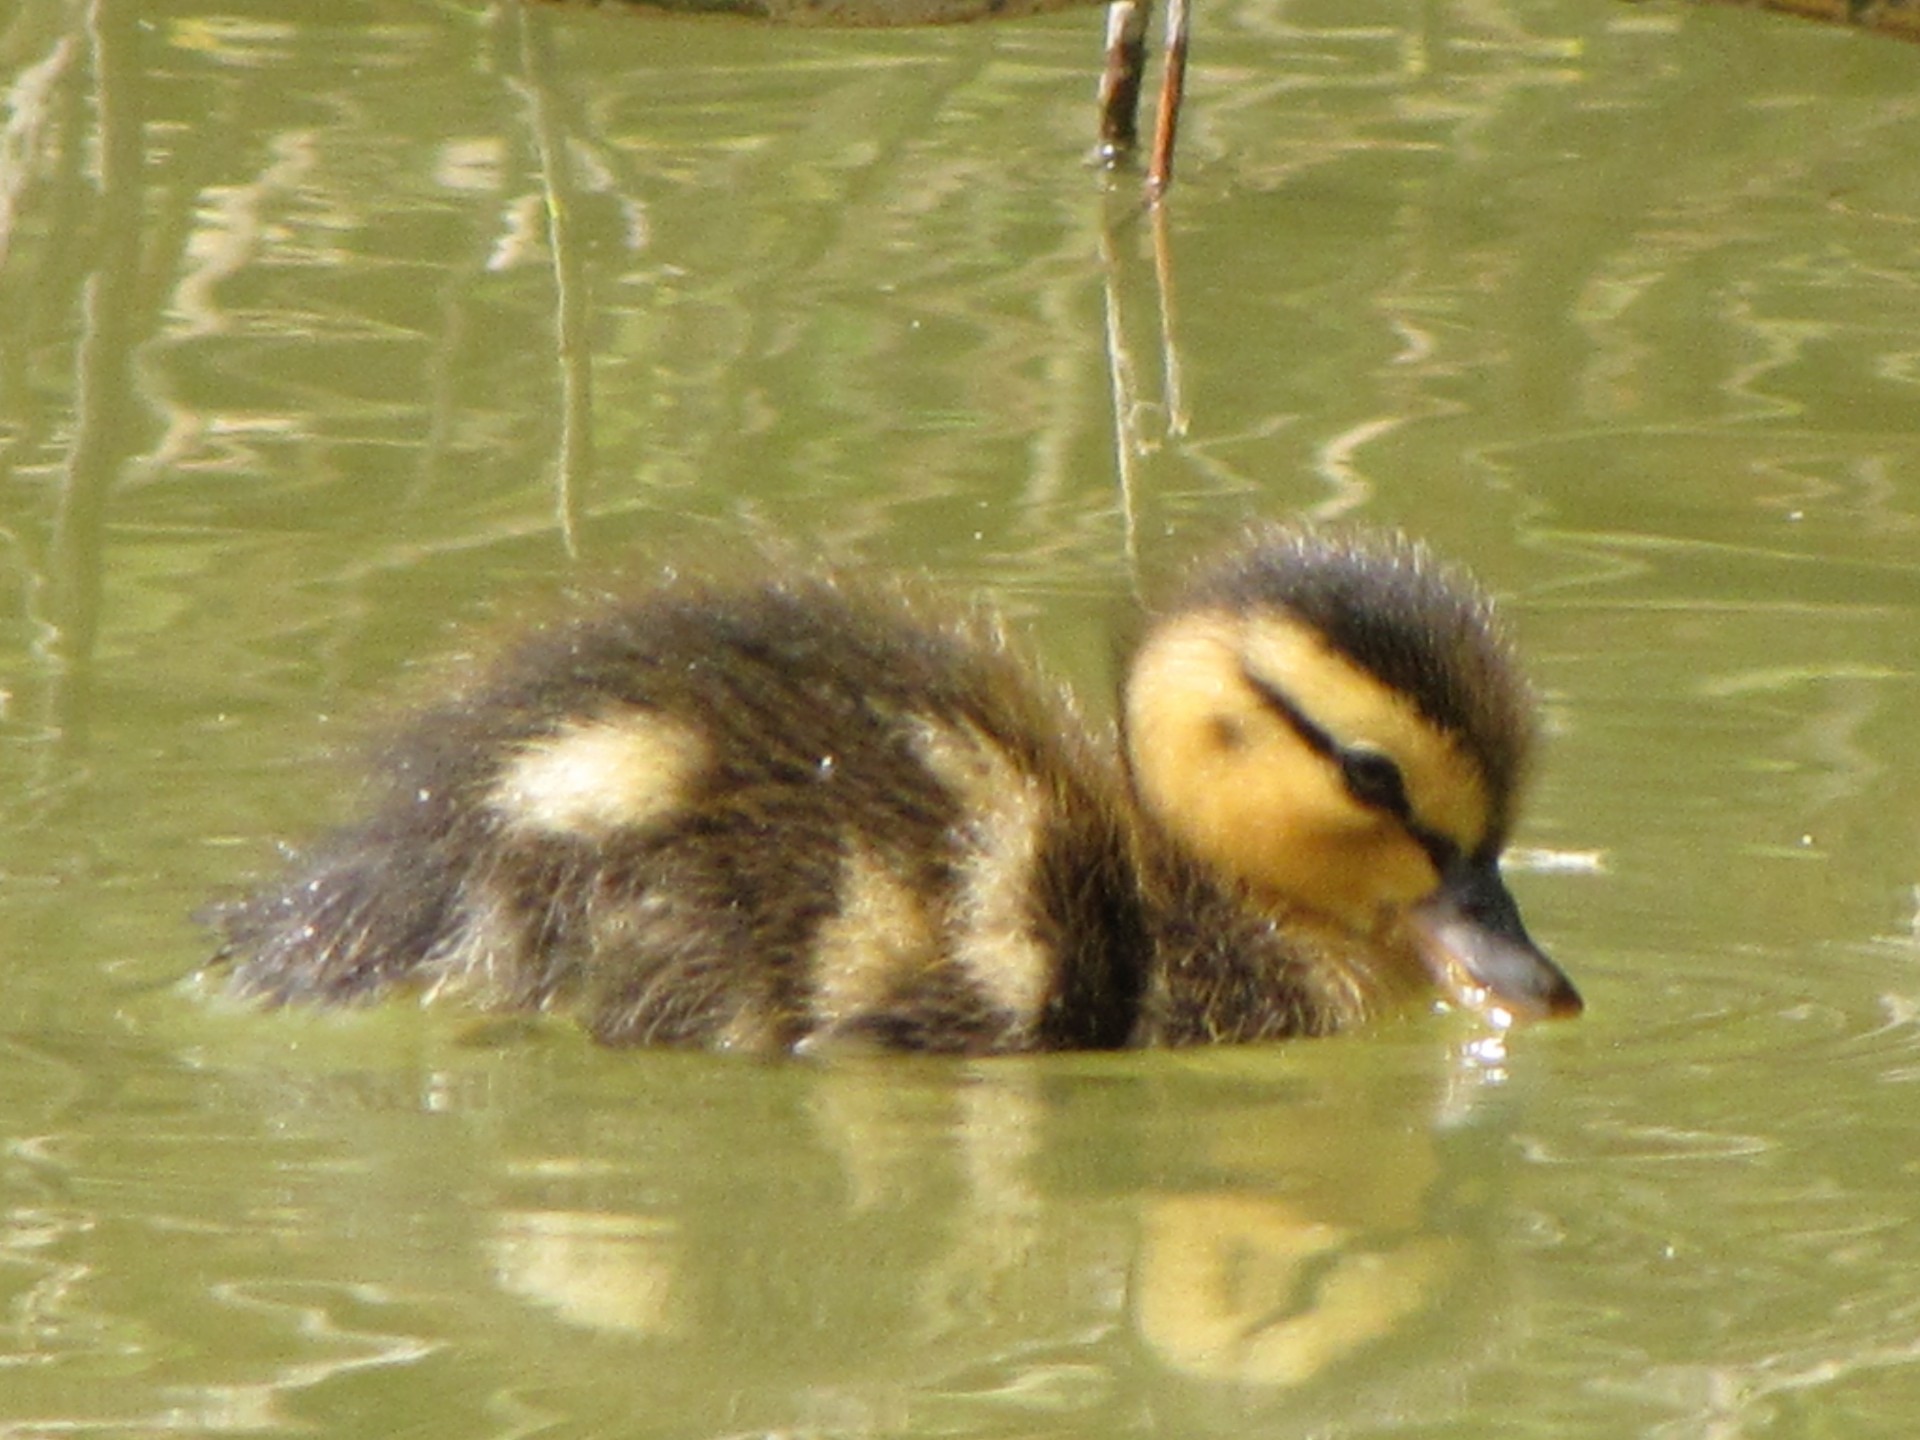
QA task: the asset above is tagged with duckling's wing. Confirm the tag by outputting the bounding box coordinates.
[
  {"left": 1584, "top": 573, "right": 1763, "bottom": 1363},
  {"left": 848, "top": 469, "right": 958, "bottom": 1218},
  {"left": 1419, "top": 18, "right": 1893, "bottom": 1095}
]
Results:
[{"left": 212, "top": 577, "right": 1149, "bottom": 1053}]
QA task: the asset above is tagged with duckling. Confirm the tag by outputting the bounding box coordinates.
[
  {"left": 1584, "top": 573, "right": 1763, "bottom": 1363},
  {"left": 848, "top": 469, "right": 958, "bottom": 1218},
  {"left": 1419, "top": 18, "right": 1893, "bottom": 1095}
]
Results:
[{"left": 209, "top": 525, "right": 1581, "bottom": 1051}]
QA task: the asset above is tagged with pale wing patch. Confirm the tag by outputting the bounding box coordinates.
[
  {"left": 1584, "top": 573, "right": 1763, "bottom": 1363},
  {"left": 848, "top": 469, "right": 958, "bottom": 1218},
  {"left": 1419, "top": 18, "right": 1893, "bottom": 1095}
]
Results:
[
  {"left": 911, "top": 719, "right": 1052, "bottom": 1029},
  {"left": 810, "top": 841, "right": 938, "bottom": 1027},
  {"left": 490, "top": 711, "right": 706, "bottom": 840}
]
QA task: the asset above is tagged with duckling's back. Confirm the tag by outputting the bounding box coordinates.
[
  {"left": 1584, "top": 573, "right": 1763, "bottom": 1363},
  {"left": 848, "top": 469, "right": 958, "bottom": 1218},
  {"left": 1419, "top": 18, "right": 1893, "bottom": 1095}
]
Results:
[{"left": 215, "top": 577, "right": 1151, "bottom": 1052}]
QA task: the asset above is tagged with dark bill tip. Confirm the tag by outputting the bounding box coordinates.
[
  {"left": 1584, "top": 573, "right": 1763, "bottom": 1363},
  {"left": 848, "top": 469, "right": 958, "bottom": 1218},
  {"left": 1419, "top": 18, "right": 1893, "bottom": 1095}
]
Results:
[{"left": 1410, "top": 856, "right": 1583, "bottom": 1025}]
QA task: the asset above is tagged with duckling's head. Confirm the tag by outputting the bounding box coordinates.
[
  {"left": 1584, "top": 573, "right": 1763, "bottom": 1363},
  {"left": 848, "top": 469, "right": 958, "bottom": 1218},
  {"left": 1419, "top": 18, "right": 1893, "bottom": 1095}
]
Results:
[{"left": 1123, "top": 526, "right": 1581, "bottom": 1025}]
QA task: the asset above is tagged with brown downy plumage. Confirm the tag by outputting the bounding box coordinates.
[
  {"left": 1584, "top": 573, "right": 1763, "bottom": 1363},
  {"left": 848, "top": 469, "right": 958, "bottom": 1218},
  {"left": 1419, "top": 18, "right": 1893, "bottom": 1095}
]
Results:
[{"left": 209, "top": 525, "right": 1581, "bottom": 1052}]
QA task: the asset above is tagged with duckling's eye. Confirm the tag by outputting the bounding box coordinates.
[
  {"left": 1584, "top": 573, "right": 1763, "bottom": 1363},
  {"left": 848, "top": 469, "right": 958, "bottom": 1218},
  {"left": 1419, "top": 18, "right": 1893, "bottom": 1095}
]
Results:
[{"left": 1338, "top": 747, "right": 1410, "bottom": 818}]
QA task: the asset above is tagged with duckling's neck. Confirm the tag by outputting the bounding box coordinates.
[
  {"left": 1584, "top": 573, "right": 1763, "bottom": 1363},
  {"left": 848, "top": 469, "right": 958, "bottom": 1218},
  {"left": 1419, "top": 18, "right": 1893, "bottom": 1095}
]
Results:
[
  {"left": 1127, "top": 834, "right": 1435, "bottom": 1045},
  {"left": 1283, "top": 904, "right": 1435, "bottom": 1020}
]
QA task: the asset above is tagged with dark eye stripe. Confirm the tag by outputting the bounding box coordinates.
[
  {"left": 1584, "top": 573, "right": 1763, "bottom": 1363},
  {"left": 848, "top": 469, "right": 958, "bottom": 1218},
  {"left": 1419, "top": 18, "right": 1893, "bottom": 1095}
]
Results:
[
  {"left": 1240, "top": 662, "right": 1460, "bottom": 873},
  {"left": 1409, "top": 820, "right": 1459, "bottom": 875},
  {"left": 1239, "top": 663, "right": 1339, "bottom": 760},
  {"left": 1339, "top": 748, "right": 1411, "bottom": 819}
]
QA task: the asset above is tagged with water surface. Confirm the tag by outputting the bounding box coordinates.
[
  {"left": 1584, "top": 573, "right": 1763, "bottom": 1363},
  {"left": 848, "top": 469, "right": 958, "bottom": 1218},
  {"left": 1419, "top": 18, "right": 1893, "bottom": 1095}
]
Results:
[{"left": 3, "top": 0, "right": 1919, "bottom": 1434}]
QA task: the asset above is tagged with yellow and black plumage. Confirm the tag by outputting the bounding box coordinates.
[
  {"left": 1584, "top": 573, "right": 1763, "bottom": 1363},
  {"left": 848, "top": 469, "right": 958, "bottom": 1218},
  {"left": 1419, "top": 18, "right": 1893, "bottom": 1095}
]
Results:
[{"left": 210, "top": 525, "right": 1581, "bottom": 1051}]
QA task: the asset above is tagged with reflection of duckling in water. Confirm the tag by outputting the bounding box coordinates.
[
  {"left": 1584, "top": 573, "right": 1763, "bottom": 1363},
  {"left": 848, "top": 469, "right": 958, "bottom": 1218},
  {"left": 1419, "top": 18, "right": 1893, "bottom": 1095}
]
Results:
[
  {"left": 210, "top": 525, "right": 1581, "bottom": 1050},
  {"left": 1132, "top": 1064, "right": 1473, "bottom": 1391}
]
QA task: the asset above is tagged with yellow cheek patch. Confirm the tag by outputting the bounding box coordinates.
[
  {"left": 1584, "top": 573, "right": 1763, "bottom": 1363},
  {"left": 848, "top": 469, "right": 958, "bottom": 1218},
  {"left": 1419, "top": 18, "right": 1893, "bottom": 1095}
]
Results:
[
  {"left": 1124, "top": 611, "right": 1492, "bottom": 928},
  {"left": 489, "top": 710, "right": 707, "bottom": 839},
  {"left": 1234, "top": 613, "right": 1492, "bottom": 853}
]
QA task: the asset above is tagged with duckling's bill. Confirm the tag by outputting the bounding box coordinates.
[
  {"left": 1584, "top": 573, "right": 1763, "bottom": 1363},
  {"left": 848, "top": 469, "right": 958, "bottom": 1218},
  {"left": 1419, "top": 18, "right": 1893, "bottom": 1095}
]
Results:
[{"left": 1409, "top": 856, "right": 1582, "bottom": 1027}]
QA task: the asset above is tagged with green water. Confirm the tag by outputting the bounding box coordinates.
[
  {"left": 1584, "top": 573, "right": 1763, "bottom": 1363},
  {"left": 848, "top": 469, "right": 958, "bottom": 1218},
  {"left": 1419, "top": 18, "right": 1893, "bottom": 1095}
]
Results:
[{"left": 3, "top": 0, "right": 1919, "bottom": 1434}]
